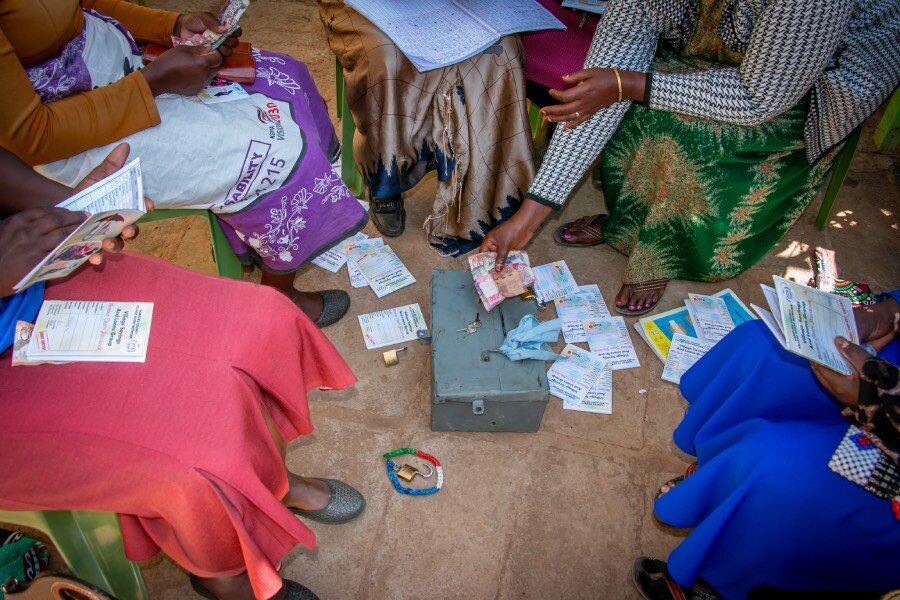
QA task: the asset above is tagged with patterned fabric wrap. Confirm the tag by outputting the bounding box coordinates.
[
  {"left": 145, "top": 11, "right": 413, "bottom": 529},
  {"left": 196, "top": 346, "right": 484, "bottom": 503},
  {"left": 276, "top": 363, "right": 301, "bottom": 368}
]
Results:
[
  {"left": 828, "top": 425, "right": 900, "bottom": 521},
  {"left": 24, "top": 26, "right": 90, "bottom": 102},
  {"left": 34, "top": 12, "right": 365, "bottom": 273},
  {"left": 844, "top": 356, "right": 900, "bottom": 465},
  {"left": 529, "top": 0, "right": 900, "bottom": 207},
  {"left": 597, "top": 2, "right": 836, "bottom": 284},
  {"left": 318, "top": 0, "right": 535, "bottom": 256},
  {"left": 0, "top": 530, "right": 50, "bottom": 596}
]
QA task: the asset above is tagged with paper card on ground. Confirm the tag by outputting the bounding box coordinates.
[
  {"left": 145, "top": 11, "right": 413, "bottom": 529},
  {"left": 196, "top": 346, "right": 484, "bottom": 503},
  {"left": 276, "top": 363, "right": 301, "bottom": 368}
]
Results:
[
  {"left": 772, "top": 276, "right": 858, "bottom": 375},
  {"left": 584, "top": 317, "right": 640, "bottom": 370},
  {"left": 468, "top": 251, "right": 535, "bottom": 311},
  {"left": 564, "top": 365, "right": 612, "bottom": 414},
  {"left": 661, "top": 333, "right": 713, "bottom": 385},
  {"left": 357, "top": 303, "right": 426, "bottom": 350},
  {"left": 352, "top": 245, "right": 415, "bottom": 297},
  {"left": 548, "top": 344, "right": 607, "bottom": 404},
  {"left": 25, "top": 301, "right": 153, "bottom": 363},
  {"left": 532, "top": 260, "right": 579, "bottom": 303},
  {"left": 311, "top": 232, "right": 368, "bottom": 273},
  {"left": 554, "top": 284, "right": 611, "bottom": 343},
  {"left": 345, "top": 237, "right": 384, "bottom": 287},
  {"left": 197, "top": 81, "right": 249, "bottom": 104},
  {"left": 15, "top": 159, "right": 145, "bottom": 291},
  {"left": 685, "top": 294, "right": 735, "bottom": 342}
]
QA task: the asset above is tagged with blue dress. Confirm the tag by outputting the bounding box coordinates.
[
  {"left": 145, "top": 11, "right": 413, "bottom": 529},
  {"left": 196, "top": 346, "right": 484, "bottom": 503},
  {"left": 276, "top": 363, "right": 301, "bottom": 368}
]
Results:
[{"left": 654, "top": 319, "right": 900, "bottom": 598}]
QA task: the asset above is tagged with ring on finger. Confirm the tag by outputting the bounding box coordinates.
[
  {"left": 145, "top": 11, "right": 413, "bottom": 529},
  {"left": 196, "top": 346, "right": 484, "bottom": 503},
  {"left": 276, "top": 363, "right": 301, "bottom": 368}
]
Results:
[{"left": 574, "top": 111, "right": 581, "bottom": 119}]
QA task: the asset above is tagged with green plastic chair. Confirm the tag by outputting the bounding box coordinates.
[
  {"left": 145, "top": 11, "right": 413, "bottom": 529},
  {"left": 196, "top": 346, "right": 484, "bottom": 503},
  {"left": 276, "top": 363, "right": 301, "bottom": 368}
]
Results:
[
  {"left": 815, "top": 88, "right": 899, "bottom": 230},
  {"left": 0, "top": 510, "right": 148, "bottom": 600},
  {"left": 138, "top": 209, "right": 243, "bottom": 280},
  {"left": 334, "top": 59, "right": 366, "bottom": 199}
]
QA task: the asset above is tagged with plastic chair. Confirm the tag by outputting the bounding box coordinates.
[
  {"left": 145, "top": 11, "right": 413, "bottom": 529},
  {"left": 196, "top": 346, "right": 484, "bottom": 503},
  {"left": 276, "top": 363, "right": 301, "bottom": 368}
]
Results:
[
  {"left": 334, "top": 59, "right": 366, "bottom": 199},
  {"left": 138, "top": 209, "right": 243, "bottom": 280},
  {"left": 815, "top": 88, "right": 898, "bottom": 230},
  {"left": 0, "top": 510, "right": 148, "bottom": 600}
]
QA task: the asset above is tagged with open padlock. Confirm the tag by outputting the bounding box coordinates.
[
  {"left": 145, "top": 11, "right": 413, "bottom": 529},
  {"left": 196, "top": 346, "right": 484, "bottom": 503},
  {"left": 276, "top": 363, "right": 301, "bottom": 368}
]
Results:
[
  {"left": 382, "top": 347, "right": 406, "bottom": 367},
  {"left": 394, "top": 461, "right": 435, "bottom": 482}
]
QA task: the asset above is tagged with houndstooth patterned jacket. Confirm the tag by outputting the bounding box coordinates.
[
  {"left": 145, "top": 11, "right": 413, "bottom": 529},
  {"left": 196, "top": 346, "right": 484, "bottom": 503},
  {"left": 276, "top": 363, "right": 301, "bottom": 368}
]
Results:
[{"left": 529, "top": 0, "right": 900, "bottom": 208}]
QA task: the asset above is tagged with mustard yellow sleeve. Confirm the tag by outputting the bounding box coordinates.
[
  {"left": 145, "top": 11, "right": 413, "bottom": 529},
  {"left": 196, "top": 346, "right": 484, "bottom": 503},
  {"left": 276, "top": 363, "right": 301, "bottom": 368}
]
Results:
[
  {"left": 81, "top": 0, "right": 180, "bottom": 46},
  {"left": 0, "top": 26, "right": 160, "bottom": 166}
]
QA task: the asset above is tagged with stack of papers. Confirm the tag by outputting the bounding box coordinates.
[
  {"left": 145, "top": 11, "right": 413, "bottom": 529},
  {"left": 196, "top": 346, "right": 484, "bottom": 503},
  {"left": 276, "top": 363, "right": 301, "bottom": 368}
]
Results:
[
  {"left": 25, "top": 300, "right": 154, "bottom": 363},
  {"left": 173, "top": 0, "right": 249, "bottom": 49},
  {"left": 561, "top": 0, "right": 608, "bottom": 14},
  {"left": 468, "top": 251, "right": 535, "bottom": 311},
  {"left": 311, "top": 232, "right": 369, "bottom": 273},
  {"left": 555, "top": 284, "right": 610, "bottom": 343},
  {"left": 661, "top": 333, "right": 713, "bottom": 384},
  {"left": 548, "top": 344, "right": 612, "bottom": 413},
  {"left": 634, "top": 288, "right": 755, "bottom": 363},
  {"left": 345, "top": 0, "right": 564, "bottom": 72},
  {"left": 15, "top": 159, "right": 145, "bottom": 291},
  {"left": 752, "top": 276, "right": 859, "bottom": 374},
  {"left": 317, "top": 235, "right": 415, "bottom": 297}
]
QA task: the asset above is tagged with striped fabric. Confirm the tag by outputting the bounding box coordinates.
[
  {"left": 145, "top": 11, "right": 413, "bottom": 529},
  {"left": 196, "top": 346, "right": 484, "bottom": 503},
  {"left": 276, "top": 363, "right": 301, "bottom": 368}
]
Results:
[{"left": 529, "top": 0, "right": 900, "bottom": 209}]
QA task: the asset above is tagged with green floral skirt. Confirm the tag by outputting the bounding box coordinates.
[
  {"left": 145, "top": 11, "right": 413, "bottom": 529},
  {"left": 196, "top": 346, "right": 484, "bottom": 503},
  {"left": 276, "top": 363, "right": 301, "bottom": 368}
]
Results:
[{"left": 600, "top": 51, "right": 837, "bottom": 284}]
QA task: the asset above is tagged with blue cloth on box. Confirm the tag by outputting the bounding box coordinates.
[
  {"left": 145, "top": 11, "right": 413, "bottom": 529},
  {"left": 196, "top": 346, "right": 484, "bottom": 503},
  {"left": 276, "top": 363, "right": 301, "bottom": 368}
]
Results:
[
  {"left": 654, "top": 319, "right": 900, "bottom": 599},
  {"left": 497, "top": 315, "right": 561, "bottom": 361},
  {"left": 0, "top": 283, "right": 45, "bottom": 355}
]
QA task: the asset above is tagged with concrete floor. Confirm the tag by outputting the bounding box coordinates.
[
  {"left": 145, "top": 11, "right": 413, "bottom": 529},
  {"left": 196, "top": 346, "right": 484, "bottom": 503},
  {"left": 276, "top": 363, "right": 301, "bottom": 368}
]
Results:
[{"left": 127, "top": 2, "right": 900, "bottom": 598}]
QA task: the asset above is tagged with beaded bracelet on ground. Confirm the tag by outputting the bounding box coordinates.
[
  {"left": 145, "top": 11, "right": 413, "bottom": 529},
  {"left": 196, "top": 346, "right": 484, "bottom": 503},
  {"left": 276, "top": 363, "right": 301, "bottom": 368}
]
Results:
[{"left": 383, "top": 447, "right": 443, "bottom": 496}]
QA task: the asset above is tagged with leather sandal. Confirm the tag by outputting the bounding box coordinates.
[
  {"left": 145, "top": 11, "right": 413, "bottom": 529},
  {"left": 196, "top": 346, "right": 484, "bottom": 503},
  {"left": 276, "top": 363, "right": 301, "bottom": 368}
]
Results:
[
  {"left": 633, "top": 558, "right": 722, "bottom": 600},
  {"left": 190, "top": 575, "right": 320, "bottom": 600},
  {"left": 553, "top": 213, "right": 608, "bottom": 247},
  {"left": 370, "top": 193, "right": 405, "bottom": 238},
  {"left": 290, "top": 479, "right": 365, "bottom": 524},
  {"left": 614, "top": 280, "right": 669, "bottom": 316}
]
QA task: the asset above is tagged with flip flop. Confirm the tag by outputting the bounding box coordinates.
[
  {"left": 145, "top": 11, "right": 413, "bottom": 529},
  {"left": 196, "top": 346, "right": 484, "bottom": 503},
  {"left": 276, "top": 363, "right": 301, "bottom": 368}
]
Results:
[
  {"left": 654, "top": 462, "right": 698, "bottom": 501},
  {"left": 553, "top": 213, "right": 608, "bottom": 247},
  {"left": 633, "top": 558, "right": 722, "bottom": 600},
  {"left": 614, "top": 280, "right": 669, "bottom": 316}
]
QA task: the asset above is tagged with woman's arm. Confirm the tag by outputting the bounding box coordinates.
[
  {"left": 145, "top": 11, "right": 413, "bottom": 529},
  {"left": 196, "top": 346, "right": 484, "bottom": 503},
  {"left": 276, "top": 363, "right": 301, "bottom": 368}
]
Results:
[
  {"left": 0, "top": 27, "right": 160, "bottom": 166},
  {"left": 81, "top": 0, "right": 179, "bottom": 46}
]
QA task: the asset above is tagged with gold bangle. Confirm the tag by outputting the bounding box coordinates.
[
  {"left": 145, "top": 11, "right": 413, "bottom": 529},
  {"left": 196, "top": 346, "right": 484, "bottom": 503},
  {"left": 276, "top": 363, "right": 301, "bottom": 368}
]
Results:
[{"left": 613, "top": 68, "right": 623, "bottom": 103}]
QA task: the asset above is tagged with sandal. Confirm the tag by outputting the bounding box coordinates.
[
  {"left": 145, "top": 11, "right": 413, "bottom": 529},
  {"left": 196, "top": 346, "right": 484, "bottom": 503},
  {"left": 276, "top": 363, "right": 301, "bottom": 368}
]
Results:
[
  {"left": 553, "top": 213, "right": 608, "bottom": 247},
  {"left": 289, "top": 478, "right": 366, "bottom": 524},
  {"left": 655, "top": 462, "right": 698, "bottom": 501},
  {"left": 614, "top": 280, "right": 670, "bottom": 316},
  {"left": 633, "top": 558, "right": 722, "bottom": 600}
]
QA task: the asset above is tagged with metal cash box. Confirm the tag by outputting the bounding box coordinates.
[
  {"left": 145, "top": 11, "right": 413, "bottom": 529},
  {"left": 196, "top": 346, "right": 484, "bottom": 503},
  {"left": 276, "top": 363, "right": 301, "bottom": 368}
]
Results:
[{"left": 430, "top": 270, "right": 549, "bottom": 432}]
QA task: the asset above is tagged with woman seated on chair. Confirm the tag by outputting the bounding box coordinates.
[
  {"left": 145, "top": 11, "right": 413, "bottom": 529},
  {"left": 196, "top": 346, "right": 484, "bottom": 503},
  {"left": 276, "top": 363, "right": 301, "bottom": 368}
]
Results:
[
  {"left": 480, "top": 0, "right": 899, "bottom": 316},
  {"left": 0, "top": 144, "right": 365, "bottom": 600},
  {"left": 634, "top": 293, "right": 900, "bottom": 599},
  {"left": 317, "top": 1, "right": 536, "bottom": 254},
  {"left": 0, "top": 0, "right": 367, "bottom": 327}
]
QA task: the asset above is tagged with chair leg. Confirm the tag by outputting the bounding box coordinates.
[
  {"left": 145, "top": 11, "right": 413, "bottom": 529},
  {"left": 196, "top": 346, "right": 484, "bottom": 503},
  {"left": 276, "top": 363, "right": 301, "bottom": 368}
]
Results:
[
  {"left": 338, "top": 72, "right": 366, "bottom": 199},
  {"left": 815, "top": 126, "right": 862, "bottom": 231},
  {"left": 873, "top": 88, "right": 899, "bottom": 151},
  {"left": 205, "top": 212, "right": 244, "bottom": 280},
  {"left": 0, "top": 511, "right": 149, "bottom": 600},
  {"left": 334, "top": 58, "right": 344, "bottom": 121}
]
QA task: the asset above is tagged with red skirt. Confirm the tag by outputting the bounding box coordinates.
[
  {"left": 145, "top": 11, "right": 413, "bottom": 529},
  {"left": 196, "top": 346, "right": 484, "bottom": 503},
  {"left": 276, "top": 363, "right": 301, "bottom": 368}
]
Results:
[{"left": 0, "top": 252, "right": 356, "bottom": 599}]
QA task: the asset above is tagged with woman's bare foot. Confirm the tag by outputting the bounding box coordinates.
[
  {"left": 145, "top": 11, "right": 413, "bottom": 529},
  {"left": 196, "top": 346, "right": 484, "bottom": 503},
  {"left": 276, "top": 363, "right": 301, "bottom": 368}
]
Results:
[
  {"left": 614, "top": 280, "right": 669, "bottom": 315},
  {"left": 283, "top": 473, "right": 331, "bottom": 511}
]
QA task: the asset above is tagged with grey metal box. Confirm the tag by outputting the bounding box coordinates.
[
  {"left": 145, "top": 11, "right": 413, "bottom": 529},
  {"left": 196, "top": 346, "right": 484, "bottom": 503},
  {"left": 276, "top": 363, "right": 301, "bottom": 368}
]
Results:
[{"left": 430, "top": 269, "right": 549, "bottom": 432}]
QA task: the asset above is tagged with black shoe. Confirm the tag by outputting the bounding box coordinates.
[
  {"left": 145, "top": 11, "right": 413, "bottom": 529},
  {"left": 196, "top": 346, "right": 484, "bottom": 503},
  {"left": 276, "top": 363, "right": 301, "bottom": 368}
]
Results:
[{"left": 369, "top": 194, "right": 405, "bottom": 237}]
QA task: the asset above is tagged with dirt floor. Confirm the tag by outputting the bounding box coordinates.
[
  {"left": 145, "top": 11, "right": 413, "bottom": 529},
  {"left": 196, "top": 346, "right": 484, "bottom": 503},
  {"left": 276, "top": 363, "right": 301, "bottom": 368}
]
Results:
[{"left": 121, "top": 2, "right": 900, "bottom": 598}]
